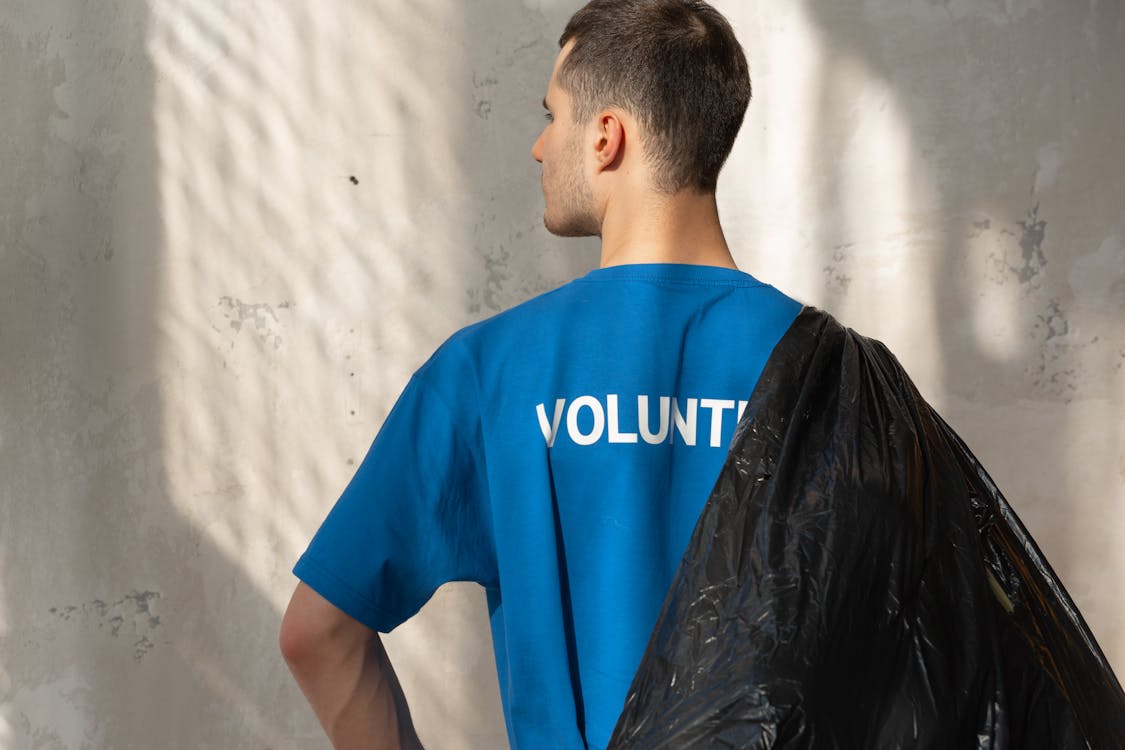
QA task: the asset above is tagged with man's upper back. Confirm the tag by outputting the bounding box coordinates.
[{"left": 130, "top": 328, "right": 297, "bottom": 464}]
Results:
[{"left": 295, "top": 263, "right": 801, "bottom": 749}]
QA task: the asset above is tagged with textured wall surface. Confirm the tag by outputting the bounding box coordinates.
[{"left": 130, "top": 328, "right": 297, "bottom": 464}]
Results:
[{"left": 0, "top": 0, "right": 1121, "bottom": 747}]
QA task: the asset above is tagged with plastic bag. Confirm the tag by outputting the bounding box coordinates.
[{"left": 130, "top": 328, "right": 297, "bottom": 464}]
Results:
[{"left": 608, "top": 309, "right": 1124, "bottom": 749}]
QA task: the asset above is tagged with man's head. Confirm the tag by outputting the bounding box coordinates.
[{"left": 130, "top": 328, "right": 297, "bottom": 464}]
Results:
[
  {"left": 531, "top": 0, "right": 752, "bottom": 237},
  {"left": 557, "top": 0, "right": 751, "bottom": 195}
]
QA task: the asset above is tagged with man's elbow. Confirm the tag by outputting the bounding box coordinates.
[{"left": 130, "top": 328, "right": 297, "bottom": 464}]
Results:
[
  {"left": 279, "top": 600, "right": 323, "bottom": 676},
  {"left": 279, "top": 605, "right": 316, "bottom": 670},
  {"left": 279, "top": 582, "right": 366, "bottom": 675}
]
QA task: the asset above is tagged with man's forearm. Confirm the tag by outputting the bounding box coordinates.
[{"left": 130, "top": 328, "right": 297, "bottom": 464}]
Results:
[
  {"left": 281, "top": 584, "right": 423, "bottom": 750},
  {"left": 295, "top": 632, "right": 423, "bottom": 750}
]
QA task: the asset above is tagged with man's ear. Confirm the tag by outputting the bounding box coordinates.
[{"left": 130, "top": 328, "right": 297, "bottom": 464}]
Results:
[{"left": 592, "top": 110, "right": 625, "bottom": 173}]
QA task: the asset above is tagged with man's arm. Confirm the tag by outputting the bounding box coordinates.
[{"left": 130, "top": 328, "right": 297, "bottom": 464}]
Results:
[{"left": 280, "top": 582, "right": 424, "bottom": 750}]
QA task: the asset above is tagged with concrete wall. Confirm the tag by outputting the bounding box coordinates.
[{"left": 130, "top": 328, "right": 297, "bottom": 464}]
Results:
[{"left": 1, "top": 0, "right": 1121, "bottom": 747}]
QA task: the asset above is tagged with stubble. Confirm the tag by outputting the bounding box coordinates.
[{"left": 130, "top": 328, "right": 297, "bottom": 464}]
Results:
[{"left": 543, "top": 131, "right": 600, "bottom": 238}]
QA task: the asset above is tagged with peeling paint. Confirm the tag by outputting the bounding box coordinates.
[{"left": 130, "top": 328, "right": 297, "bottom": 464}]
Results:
[
  {"left": 133, "top": 635, "right": 156, "bottom": 662},
  {"left": 468, "top": 243, "right": 513, "bottom": 314},
  {"left": 1038, "top": 298, "right": 1069, "bottom": 341},
  {"left": 472, "top": 72, "right": 498, "bottom": 121},
  {"left": 823, "top": 244, "right": 853, "bottom": 292},
  {"left": 968, "top": 217, "right": 992, "bottom": 238},
  {"left": 1026, "top": 298, "right": 1090, "bottom": 401},
  {"left": 217, "top": 296, "right": 293, "bottom": 349},
  {"left": 48, "top": 591, "right": 163, "bottom": 662},
  {"left": 1012, "top": 204, "right": 1047, "bottom": 284}
]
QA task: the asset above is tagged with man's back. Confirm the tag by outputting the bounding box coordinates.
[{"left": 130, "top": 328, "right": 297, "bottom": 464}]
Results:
[
  {"left": 282, "top": 4, "right": 792, "bottom": 747},
  {"left": 295, "top": 263, "right": 801, "bottom": 748}
]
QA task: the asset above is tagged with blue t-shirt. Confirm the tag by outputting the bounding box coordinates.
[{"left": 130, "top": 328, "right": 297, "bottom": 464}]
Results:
[{"left": 295, "top": 263, "right": 802, "bottom": 749}]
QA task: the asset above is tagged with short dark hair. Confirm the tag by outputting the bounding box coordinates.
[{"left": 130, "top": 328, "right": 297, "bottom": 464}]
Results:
[{"left": 558, "top": 0, "right": 751, "bottom": 193}]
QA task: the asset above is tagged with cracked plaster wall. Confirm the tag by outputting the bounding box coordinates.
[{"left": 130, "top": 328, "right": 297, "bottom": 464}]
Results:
[{"left": 0, "top": 0, "right": 1121, "bottom": 748}]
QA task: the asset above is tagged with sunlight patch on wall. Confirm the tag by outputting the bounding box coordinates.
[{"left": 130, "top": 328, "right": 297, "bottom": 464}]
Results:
[
  {"left": 720, "top": 2, "right": 941, "bottom": 387},
  {"left": 969, "top": 282, "right": 1026, "bottom": 361},
  {"left": 831, "top": 63, "right": 941, "bottom": 384},
  {"left": 144, "top": 0, "right": 481, "bottom": 608},
  {"left": 721, "top": 1, "right": 825, "bottom": 294},
  {"left": 965, "top": 216, "right": 1028, "bottom": 362},
  {"left": 144, "top": 0, "right": 569, "bottom": 614}
]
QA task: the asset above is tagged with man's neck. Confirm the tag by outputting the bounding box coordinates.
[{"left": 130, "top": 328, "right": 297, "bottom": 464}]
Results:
[{"left": 597, "top": 189, "right": 737, "bottom": 270}]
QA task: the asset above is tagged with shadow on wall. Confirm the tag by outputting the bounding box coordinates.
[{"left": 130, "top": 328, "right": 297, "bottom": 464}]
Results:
[{"left": 790, "top": 0, "right": 1123, "bottom": 672}]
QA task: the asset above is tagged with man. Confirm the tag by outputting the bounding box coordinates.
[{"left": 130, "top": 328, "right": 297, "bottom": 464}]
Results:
[{"left": 280, "top": 2, "right": 802, "bottom": 748}]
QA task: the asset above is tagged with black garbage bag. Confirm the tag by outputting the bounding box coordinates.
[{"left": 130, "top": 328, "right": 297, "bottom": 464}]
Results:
[{"left": 608, "top": 309, "right": 1124, "bottom": 749}]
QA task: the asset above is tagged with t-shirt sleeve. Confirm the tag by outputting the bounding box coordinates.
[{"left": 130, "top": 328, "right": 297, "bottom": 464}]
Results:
[{"left": 293, "top": 347, "right": 497, "bottom": 633}]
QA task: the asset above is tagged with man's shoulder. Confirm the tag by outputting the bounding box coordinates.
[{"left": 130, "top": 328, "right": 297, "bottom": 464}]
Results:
[
  {"left": 415, "top": 277, "right": 585, "bottom": 382},
  {"left": 420, "top": 265, "right": 803, "bottom": 381},
  {"left": 447, "top": 276, "right": 586, "bottom": 348}
]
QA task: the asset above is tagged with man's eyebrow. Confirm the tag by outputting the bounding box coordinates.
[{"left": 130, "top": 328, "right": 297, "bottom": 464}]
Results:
[{"left": 542, "top": 97, "right": 550, "bottom": 110}]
